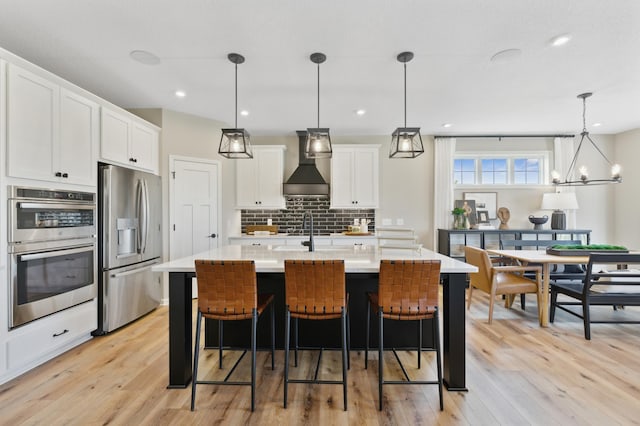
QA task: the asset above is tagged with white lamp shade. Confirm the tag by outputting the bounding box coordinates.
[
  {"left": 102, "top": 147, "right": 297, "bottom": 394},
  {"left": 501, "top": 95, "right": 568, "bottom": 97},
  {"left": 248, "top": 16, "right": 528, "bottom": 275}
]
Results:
[{"left": 540, "top": 192, "right": 579, "bottom": 210}]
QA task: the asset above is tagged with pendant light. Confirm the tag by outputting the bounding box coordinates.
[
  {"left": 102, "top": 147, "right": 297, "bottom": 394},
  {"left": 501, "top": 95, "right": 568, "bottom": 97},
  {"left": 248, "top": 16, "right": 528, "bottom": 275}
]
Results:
[
  {"left": 305, "top": 52, "right": 332, "bottom": 159},
  {"left": 389, "top": 51, "right": 424, "bottom": 159},
  {"left": 219, "top": 53, "right": 253, "bottom": 159},
  {"left": 551, "top": 92, "right": 621, "bottom": 185}
]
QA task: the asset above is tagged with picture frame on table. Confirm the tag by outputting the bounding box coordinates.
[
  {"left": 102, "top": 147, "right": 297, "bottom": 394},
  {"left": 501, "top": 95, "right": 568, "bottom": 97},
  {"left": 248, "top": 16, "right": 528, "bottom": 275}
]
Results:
[
  {"left": 477, "top": 210, "right": 490, "bottom": 224},
  {"left": 454, "top": 199, "right": 477, "bottom": 226},
  {"left": 464, "top": 192, "right": 498, "bottom": 220}
]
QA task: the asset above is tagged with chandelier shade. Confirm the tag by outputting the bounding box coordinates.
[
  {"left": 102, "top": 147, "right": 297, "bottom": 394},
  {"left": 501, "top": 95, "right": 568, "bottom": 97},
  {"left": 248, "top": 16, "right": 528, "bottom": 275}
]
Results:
[{"left": 305, "top": 52, "right": 332, "bottom": 159}]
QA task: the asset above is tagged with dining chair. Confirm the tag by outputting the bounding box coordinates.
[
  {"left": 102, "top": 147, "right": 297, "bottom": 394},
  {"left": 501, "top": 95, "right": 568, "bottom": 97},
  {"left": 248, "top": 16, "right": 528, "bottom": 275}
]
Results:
[
  {"left": 465, "top": 246, "right": 542, "bottom": 323},
  {"left": 365, "top": 259, "right": 443, "bottom": 411},
  {"left": 191, "top": 260, "right": 275, "bottom": 412},
  {"left": 283, "top": 259, "right": 348, "bottom": 411}
]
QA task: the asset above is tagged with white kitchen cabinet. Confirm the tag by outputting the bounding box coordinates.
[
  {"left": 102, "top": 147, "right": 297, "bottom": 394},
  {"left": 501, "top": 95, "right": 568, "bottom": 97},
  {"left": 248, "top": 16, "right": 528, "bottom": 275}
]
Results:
[
  {"left": 236, "top": 145, "right": 286, "bottom": 209},
  {"left": 228, "top": 237, "right": 286, "bottom": 246},
  {"left": 330, "top": 145, "right": 379, "bottom": 209},
  {"left": 5, "top": 300, "right": 96, "bottom": 373},
  {"left": 331, "top": 237, "right": 377, "bottom": 246},
  {"left": 6, "top": 64, "right": 99, "bottom": 186},
  {"left": 101, "top": 107, "right": 159, "bottom": 174}
]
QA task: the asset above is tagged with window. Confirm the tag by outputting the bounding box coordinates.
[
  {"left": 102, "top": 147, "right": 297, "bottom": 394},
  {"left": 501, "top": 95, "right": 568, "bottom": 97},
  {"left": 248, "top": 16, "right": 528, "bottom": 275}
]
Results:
[{"left": 453, "top": 153, "right": 548, "bottom": 186}]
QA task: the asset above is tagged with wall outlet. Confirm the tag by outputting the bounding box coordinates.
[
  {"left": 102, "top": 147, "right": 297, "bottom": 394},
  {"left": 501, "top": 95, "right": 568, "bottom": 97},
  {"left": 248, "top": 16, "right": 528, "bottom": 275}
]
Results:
[
  {"left": 382, "top": 218, "right": 392, "bottom": 226},
  {"left": 396, "top": 218, "right": 404, "bottom": 226}
]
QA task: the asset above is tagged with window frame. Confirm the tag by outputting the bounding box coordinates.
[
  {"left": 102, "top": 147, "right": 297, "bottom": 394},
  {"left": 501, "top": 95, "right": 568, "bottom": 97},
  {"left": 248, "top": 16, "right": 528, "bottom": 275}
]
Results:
[{"left": 453, "top": 151, "right": 550, "bottom": 188}]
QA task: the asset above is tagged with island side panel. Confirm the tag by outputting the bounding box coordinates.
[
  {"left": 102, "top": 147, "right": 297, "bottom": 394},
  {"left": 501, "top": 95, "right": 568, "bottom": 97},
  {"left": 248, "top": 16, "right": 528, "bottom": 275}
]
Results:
[
  {"left": 442, "top": 272, "right": 467, "bottom": 391},
  {"left": 168, "top": 271, "right": 194, "bottom": 388}
]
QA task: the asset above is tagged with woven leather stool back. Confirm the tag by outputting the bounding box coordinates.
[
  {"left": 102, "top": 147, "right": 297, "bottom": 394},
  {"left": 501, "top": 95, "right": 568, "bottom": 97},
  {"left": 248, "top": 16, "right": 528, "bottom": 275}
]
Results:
[
  {"left": 284, "top": 259, "right": 345, "bottom": 317},
  {"left": 194, "top": 260, "right": 257, "bottom": 320},
  {"left": 378, "top": 260, "right": 441, "bottom": 319}
]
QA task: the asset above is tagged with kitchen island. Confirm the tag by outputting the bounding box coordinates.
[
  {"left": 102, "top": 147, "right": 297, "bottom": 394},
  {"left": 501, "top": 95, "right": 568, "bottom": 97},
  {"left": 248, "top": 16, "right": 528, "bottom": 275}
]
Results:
[{"left": 153, "top": 244, "right": 476, "bottom": 391}]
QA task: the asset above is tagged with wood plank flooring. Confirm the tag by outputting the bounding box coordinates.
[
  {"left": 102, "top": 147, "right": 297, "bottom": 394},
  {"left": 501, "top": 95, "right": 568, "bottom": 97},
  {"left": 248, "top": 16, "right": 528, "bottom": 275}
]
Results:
[{"left": 1, "top": 292, "right": 640, "bottom": 425}]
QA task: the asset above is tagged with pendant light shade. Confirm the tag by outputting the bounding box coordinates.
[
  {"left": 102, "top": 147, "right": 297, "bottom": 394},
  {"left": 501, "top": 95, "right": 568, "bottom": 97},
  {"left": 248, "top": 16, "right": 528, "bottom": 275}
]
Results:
[
  {"left": 305, "top": 52, "right": 332, "bottom": 159},
  {"left": 390, "top": 51, "right": 424, "bottom": 159},
  {"left": 219, "top": 53, "right": 253, "bottom": 159},
  {"left": 551, "top": 92, "right": 621, "bottom": 186}
]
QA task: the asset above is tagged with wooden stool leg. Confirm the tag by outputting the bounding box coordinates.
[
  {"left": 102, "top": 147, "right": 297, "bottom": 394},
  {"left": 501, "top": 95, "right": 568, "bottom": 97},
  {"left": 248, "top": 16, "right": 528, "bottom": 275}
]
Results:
[
  {"left": 270, "top": 302, "right": 275, "bottom": 370},
  {"left": 294, "top": 317, "right": 299, "bottom": 368},
  {"left": 251, "top": 310, "right": 257, "bottom": 412},
  {"left": 218, "top": 319, "right": 223, "bottom": 369},
  {"left": 365, "top": 298, "right": 370, "bottom": 369},
  {"left": 378, "top": 308, "right": 384, "bottom": 411},
  {"left": 434, "top": 311, "right": 443, "bottom": 411},
  {"left": 341, "top": 308, "right": 348, "bottom": 411},
  {"left": 418, "top": 319, "right": 422, "bottom": 369}
]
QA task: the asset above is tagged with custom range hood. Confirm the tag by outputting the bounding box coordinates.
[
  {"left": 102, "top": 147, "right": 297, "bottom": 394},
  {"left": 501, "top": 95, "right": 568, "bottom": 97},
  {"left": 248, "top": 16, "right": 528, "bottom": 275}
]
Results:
[{"left": 283, "top": 131, "right": 330, "bottom": 196}]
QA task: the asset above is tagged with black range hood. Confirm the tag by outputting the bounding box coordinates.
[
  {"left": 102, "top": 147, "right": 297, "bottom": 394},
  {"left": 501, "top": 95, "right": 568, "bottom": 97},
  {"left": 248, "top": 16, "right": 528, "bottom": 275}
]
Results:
[{"left": 283, "top": 131, "right": 330, "bottom": 196}]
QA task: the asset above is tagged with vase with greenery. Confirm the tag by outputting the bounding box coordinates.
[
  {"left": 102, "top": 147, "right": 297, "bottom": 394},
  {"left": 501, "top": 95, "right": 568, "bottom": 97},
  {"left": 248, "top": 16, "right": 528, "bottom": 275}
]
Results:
[{"left": 452, "top": 207, "right": 466, "bottom": 229}]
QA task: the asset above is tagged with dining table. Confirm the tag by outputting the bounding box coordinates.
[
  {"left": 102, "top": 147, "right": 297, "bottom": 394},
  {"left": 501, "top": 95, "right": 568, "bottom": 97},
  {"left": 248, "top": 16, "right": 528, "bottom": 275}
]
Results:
[{"left": 487, "top": 249, "right": 590, "bottom": 326}]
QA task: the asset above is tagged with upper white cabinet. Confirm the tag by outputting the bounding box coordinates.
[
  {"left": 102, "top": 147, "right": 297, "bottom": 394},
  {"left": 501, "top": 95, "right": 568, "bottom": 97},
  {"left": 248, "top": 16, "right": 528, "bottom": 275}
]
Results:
[
  {"left": 100, "top": 107, "right": 159, "bottom": 174},
  {"left": 330, "top": 145, "right": 379, "bottom": 209},
  {"left": 236, "top": 145, "right": 286, "bottom": 209},
  {"left": 6, "top": 64, "right": 98, "bottom": 185}
]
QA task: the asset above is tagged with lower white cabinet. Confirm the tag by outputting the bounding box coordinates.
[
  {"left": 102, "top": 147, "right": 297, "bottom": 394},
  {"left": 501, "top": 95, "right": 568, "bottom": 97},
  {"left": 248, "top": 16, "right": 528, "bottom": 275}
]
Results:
[
  {"left": 331, "top": 237, "right": 377, "bottom": 246},
  {"left": 5, "top": 300, "right": 97, "bottom": 372},
  {"left": 228, "top": 237, "right": 286, "bottom": 246}
]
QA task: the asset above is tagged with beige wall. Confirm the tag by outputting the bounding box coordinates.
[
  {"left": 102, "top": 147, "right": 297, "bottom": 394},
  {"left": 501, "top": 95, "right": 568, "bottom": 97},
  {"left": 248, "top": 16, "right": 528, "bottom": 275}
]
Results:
[{"left": 613, "top": 129, "right": 640, "bottom": 249}]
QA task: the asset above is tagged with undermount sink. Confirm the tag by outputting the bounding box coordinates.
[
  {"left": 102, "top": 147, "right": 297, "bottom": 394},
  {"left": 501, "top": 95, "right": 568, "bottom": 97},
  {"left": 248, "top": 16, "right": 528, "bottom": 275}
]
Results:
[{"left": 272, "top": 245, "right": 352, "bottom": 252}]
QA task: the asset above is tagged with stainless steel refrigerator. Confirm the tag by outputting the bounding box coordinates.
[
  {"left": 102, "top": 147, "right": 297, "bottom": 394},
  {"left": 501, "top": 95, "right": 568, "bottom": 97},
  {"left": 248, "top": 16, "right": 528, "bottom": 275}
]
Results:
[{"left": 95, "top": 163, "right": 162, "bottom": 334}]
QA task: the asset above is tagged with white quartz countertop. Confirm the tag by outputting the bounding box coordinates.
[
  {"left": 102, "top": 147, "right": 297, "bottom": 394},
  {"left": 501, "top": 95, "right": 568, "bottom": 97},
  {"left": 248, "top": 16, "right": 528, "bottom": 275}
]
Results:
[{"left": 153, "top": 244, "right": 477, "bottom": 274}]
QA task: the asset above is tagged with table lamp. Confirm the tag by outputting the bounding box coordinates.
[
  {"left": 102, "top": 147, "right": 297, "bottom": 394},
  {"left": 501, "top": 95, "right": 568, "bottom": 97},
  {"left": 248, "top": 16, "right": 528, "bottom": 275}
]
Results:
[{"left": 540, "top": 192, "right": 579, "bottom": 230}]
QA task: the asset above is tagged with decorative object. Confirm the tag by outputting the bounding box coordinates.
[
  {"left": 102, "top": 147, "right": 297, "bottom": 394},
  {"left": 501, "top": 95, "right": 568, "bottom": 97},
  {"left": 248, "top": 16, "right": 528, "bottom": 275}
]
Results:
[
  {"left": 541, "top": 192, "right": 579, "bottom": 230},
  {"left": 477, "top": 210, "right": 490, "bottom": 224},
  {"left": 451, "top": 207, "right": 466, "bottom": 229},
  {"left": 528, "top": 215, "right": 549, "bottom": 230},
  {"left": 305, "top": 52, "right": 332, "bottom": 159},
  {"left": 464, "top": 192, "right": 497, "bottom": 219},
  {"left": 497, "top": 207, "right": 510, "bottom": 230},
  {"left": 219, "top": 53, "right": 253, "bottom": 159},
  {"left": 389, "top": 51, "right": 424, "bottom": 158},
  {"left": 551, "top": 92, "right": 621, "bottom": 186},
  {"left": 454, "top": 199, "right": 476, "bottom": 227}
]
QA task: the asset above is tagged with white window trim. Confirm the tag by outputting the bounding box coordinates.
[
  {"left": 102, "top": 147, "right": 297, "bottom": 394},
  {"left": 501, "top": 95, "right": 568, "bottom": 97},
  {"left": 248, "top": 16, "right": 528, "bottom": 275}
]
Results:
[{"left": 454, "top": 151, "right": 551, "bottom": 187}]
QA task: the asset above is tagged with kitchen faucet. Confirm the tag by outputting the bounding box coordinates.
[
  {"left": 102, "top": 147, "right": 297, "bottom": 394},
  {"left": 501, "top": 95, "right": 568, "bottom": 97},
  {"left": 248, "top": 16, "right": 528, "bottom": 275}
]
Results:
[{"left": 301, "top": 211, "right": 314, "bottom": 252}]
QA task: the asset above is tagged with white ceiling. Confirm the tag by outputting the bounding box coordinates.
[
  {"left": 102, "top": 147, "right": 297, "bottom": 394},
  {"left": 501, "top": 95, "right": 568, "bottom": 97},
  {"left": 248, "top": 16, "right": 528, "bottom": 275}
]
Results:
[{"left": 1, "top": 0, "right": 639, "bottom": 137}]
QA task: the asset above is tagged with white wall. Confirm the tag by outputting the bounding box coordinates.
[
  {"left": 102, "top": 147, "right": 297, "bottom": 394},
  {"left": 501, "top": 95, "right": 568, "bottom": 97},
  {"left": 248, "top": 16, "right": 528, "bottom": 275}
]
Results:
[{"left": 613, "top": 129, "right": 640, "bottom": 249}]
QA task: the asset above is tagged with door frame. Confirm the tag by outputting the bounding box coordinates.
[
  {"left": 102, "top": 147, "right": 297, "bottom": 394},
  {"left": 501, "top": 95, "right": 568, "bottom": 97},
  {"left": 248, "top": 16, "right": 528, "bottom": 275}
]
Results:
[{"left": 168, "top": 155, "right": 222, "bottom": 260}]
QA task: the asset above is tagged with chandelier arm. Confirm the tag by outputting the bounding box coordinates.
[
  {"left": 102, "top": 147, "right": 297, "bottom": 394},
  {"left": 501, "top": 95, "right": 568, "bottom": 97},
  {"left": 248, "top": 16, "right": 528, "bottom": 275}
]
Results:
[
  {"left": 585, "top": 133, "right": 614, "bottom": 167},
  {"left": 564, "top": 135, "right": 585, "bottom": 182}
]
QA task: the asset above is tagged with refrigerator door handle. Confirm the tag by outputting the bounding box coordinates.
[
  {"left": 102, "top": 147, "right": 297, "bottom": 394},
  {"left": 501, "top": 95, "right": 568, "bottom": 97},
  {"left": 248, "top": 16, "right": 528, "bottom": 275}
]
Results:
[
  {"left": 136, "top": 179, "right": 143, "bottom": 254},
  {"left": 140, "top": 179, "right": 150, "bottom": 255}
]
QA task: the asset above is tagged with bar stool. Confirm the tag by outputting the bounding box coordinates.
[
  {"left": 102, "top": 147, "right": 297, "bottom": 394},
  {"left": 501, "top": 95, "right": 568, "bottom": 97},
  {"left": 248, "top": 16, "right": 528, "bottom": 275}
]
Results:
[
  {"left": 283, "top": 259, "right": 348, "bottom": 411},
  {"left": 191, "top": 260, "right": 275, "bottom": 412},
  {"left": 365, "top": 259, "right": 443, "bottom": 411}
]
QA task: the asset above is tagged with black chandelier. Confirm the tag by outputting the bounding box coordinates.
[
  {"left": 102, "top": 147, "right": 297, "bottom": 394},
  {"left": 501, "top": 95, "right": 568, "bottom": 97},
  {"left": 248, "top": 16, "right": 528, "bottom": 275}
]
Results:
[
  {"left": 389, "top": 51, "right": 424, "bottom": 159},
  {"left": 219, "top": 53, "right": 253, "bottom": 159},
  {"left": 552, "top": 92, "right": 621, "bottom": 186}
]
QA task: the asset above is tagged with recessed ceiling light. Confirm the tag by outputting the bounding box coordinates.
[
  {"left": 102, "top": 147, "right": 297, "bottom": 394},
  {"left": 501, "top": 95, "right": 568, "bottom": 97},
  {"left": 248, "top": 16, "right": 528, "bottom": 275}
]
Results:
[
  {"left": 592, "top": 122, "right": 602, "bottom": 127},
  {"left": 240, "top": 110, "right": 249, "bottom": 116},
  {"left": 129, "top": 50, "right": 161, "bottom": 65},
  {"left": 354, "top": 109, "right": 366, "bottom": 116},
  {"left": 549, "top": 34, "right": 572, "bottom": 47},
  {"left": 442, "top": 123, "right": 452, "bottom": 128},
  {"left": 490, "top": 48, "right": 522, "bottom": 63},
  {"left": 175, "top": 90, "right": 186, "bottom": 98}
]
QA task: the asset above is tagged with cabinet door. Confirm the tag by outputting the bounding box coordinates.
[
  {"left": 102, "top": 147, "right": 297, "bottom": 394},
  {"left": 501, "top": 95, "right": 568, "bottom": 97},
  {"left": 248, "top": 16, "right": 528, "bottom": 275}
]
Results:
[
  {"left": 352, "top": 148, "right": 379, "bottom": 208},
  {"left": 256, "top": 148, "right": 285, "bottom": 209},
  {"left": 131, "top": 122, "right": 159, "bottom": 173},
  {"left": 236, "top": 156, "right": 259, "bottom": 208},
  {"left": 330, "top": 150, "right": 354, "bottom": 208},
  {"left": 100, "top": 107, "right": 130, "bottom": 165},
  {"left": 59, "top": 89, "right": 99, "bottom": 185},
  {"left": 6, "top": 64, "right": 58, "bottom": 181}
]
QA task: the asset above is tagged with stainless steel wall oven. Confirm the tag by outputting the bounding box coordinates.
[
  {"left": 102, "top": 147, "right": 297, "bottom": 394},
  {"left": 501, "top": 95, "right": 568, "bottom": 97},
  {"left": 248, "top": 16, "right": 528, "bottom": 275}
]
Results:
[{"left": 8, "top": 186, "right": 97, "bottom": 328}]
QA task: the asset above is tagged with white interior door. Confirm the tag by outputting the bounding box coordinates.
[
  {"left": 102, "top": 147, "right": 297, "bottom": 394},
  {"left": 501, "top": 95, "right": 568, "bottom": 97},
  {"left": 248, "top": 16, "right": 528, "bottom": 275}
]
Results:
[{"left": 169, "top": 157, "right": 220, "bottom": 297}]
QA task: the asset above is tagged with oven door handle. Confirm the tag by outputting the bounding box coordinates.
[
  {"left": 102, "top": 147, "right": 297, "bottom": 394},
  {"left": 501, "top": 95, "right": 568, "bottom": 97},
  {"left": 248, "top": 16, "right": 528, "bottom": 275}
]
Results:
[
  {"left": 17, "top": 202, "right": 95, "bottom": 210},
  {"left": 18, "top": 245, "right": 94, "bottom": 261}
]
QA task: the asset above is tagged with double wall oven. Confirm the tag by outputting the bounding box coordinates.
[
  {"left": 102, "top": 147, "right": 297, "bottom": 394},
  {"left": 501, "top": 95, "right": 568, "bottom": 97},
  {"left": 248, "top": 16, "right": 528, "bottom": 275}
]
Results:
[{"left": 8, "top": 186, "right": 97, "bottom": 329}]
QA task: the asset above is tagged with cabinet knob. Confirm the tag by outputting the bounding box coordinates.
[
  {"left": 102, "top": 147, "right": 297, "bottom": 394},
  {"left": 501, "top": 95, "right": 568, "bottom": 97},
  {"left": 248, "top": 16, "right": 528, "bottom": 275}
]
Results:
[
  {"left": 208, "top": 234, "right": 217, "bottom": 238},
  {"left": 62, "top": 173, "right": 68, "bottom": 178},
  {"left": 55, "top": 172, "right": 62, "bottom": 177},
  {"left": 129, "top": 157, "right": 138, "bottom": 163}
]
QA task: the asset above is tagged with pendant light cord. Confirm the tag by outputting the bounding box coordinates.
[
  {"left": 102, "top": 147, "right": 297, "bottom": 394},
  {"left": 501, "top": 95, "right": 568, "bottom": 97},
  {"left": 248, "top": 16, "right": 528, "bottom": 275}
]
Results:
[
  {"left": 403, "top": 62, "right": 407, "bottom": 128},
  {"left": 317, "top": 62, "right": 320, "bottom": 128},
  {"left": 581, "top": 95, "right": 587, "bottom": 135},
  {"left": 234, "top": 62, "right": 238, "bottom": 128}
]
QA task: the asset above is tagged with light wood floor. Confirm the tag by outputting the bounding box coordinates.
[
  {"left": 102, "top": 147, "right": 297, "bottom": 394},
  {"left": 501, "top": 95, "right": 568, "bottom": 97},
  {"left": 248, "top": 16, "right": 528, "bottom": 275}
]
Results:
[{"left": 2, "top": 292, "right": 640, "bottom": 425}]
